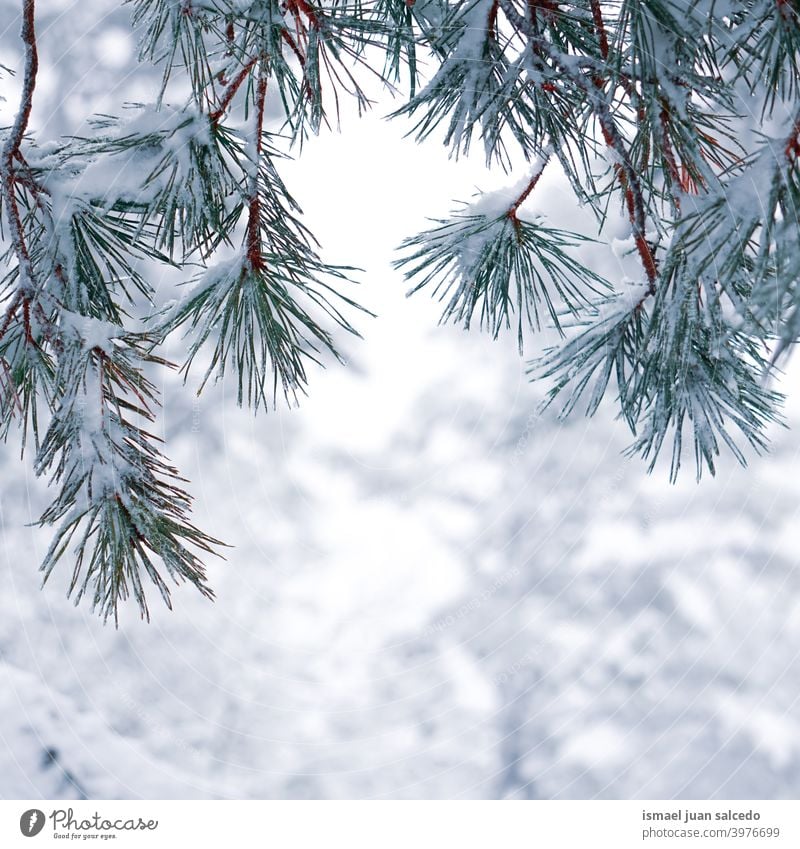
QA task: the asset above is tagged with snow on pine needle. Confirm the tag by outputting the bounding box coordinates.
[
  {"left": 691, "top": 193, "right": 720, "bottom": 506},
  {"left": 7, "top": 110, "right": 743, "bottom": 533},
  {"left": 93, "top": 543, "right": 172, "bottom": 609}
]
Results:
[
  {"left": 394, "top": 0, "right": 565, "bottom": 165},
  {"left": 40, "top": 106, "right": 247, "bottom": 260},
  {"left": 533, "top": 257, "right": 785, "bottom": 483},
  {"left": 33, "top": 326, "right": 221, "bottom": 625},
  {"left": 395, "top": 0, "right": 800, "bottom": 481},
  {"left": 155, "top": 148, "right": 366, "bottom": 410},
  {"left": 395, "top": 167, "right": 610, "bottom": 350},
  {"left": 625, "top": 269, "right": 784, "bottom": 483},
  {"left": 1, "top": 0, "right": 373, "bottom": 620},
  {"left": 4, "top": 0, "right": 800, "bottom": 622}
]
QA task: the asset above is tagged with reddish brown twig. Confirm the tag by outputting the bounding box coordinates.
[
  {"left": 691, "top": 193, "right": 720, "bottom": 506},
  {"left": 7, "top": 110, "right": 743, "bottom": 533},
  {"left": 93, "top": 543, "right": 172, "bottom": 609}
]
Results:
[
  {"left": 499, "top": 0, "right": 657, "bottom": 294},
  {"left": 246, "top": 64, "right": 268, "bottom": 271},
  {"left": 4, "top": 0, "right": 37, "bottom": 159},
  {"left": 210, "top": 55, "right": 258, "bottom": 123},
  {"left": 1, "top": 0, "right": 39, "bottom": 295},
  {"left": 785, "top": 111, "right": 800, "bottom": 160},
  {"left": 0, "top": 294, "right": 21, "bottom": 342},
  {"left": 291, "top": 0, "right": 320, "bottom": 27},
  {"left": 590, "top": 0, "right": 609, "bottom": 60},
  {"left": 529, "top": 0, "right": 559, "bottom": 21},
  {"left": 507, "top": 147, "right": 553, "bottom": 222},
  {"left": 488, "top": 0, "right": 500, "bottom": 40},
  {"left": 659, "top": 103, "right": 683, "bottom": 210}
]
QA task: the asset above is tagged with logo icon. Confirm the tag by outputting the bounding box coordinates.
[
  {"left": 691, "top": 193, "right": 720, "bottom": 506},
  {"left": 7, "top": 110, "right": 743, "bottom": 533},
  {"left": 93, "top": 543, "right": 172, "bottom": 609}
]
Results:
[{"left": 19, "top": 809, "right": 46, "bottom": 837}]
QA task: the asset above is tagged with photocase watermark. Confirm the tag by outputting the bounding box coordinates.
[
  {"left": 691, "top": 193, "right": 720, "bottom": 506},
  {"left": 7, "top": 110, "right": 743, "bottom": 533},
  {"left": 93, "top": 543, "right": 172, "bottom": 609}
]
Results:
[
  {"left": 118, "top": 689, "right": 201, "bottom": 760},
  {"left": 424, "top": 567, "right": 520, "bottom": 637},
  {"left": 19, "top": 809, "right": 46, "bottom": 837},
  {"left": 640, "top": 495, "right": 665, "bottom": 531},
  {"left": 190, "top": 394, "right": 202, "bottom": 433},
  {"left": 512, "top": 410, "right": 544, "bottom": 459},
  {"left": 19, "top": 807, "right": 158, "bottom": 839},
  {"left": 598, "top": 463, "right": 627, "bottom": 501},
  {"left": 19, "top": 808, "right": 158, "bottom": 840},
  {"left": 493, "top": 641, "right": 550, "bottom": 685}
]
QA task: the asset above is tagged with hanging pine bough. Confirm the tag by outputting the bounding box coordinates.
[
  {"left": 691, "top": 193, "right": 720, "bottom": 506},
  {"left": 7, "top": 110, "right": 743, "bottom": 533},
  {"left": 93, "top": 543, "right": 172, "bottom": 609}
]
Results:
[
  {"left": 0, "top": 0, "right": 378, "bottom": 622},
  {"left": 1, "top": 0, "right": 799, "bottom": 620},
  {"left": 395, "top": 0, "right": 799, "bottom": 482}
]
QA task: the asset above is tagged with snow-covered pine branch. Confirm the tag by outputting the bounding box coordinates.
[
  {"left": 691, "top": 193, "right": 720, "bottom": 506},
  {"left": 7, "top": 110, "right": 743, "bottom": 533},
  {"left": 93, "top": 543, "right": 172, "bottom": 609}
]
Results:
[
  {"left": 3, "top": 0, "right": 800, "bottom": 619},
  {"left": 395, "top": 155, "right": 610, "bottom": 349},
  {"left": 397, "top": 0, "right": 800, "bottom": 480},
  {"left": 1, "top": 0, "right": 371, "bottom": 620},
  {"left": 34, "top": 326, "right": 221, "bottom": 624}
]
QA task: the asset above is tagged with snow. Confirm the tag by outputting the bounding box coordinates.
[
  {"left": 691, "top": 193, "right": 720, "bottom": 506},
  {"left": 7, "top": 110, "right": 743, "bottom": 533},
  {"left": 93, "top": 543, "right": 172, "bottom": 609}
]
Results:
[
  {"left": 447, "top": 153, "right": 555, "bottom": 282},
  {"left": 164, "top": 254, "right": 245, "bottom": 318},
  {"left": 60, "top": 311, "right": 120, "bottom": 354},
  {"left": 0, "top": 0, "right": 799, "bottom": 804},
  {"left": 411, "top": 0, "right": 445, "bottom": 30},
  {"left": 466, "top": 153, "right": 551, "bottom": 223},
  {"left": 722, "top": 150, "right": 779, "bottom": 221},
  {"left": 560, "top": 724, "right": 632, "bottom": 769},
  {"left": 40, "top": 105, "right": 218, "bottom": 220},
  {"left": 6, "top": 190, "right": 800, "bottom": 797},
  {"left": 411, "top": 0, "right": 495, "bottom": 152}
]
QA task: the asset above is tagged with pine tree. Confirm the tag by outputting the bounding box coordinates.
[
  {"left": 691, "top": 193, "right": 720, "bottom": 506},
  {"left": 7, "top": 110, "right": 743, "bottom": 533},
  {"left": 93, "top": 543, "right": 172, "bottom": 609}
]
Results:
[{"left": 2, "top": 0, "right": 799, "bottom": 620}]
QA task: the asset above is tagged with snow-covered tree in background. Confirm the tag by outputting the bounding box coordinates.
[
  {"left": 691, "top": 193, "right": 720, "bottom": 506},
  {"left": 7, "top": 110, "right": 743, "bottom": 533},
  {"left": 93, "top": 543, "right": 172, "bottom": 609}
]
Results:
[{"left": 1, "top": 0, "right": 799, "bottom": 620}]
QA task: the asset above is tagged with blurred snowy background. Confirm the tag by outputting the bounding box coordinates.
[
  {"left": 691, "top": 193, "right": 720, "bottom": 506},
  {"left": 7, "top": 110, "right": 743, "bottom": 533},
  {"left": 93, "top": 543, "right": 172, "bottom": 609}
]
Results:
[{"left": 2, "top": 0, "right": 800, "bottom": 800}]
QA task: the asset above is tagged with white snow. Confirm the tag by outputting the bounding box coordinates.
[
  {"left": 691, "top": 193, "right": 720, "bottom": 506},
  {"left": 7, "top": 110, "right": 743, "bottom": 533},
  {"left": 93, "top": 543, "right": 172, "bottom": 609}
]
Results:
[{"left": 1, "top": 0, "right": 799, "bottom": 804}]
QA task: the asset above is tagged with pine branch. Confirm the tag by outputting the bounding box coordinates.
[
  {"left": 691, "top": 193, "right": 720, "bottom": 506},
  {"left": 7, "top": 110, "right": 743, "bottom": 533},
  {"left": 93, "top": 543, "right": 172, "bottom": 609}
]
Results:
[
  {"left": 0, "top": 0, "right": 232, "bottom": 622},
  {"left": 0, "top": 0, "right": 38, "bottom": 291},
  {"left": 396, "top": 145, "right": 610, "bottom": 349},
  {"left": 209, "top": 55, "right": 258, "bottom": 123},
  {"left": 156, "top": 145, "right": 366, "bottom": 408},
  {"left": 35, "top": 331, "right": 223, "bottom": 624},
  {"left": 394, "top": 0, "right": 800, "bottom": 479},
  {"left": 498, "top": 0, "right": 658, "bottom": 295},
  {"left": 4, "top": 0, "right": 800, "bottom": 629}
]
